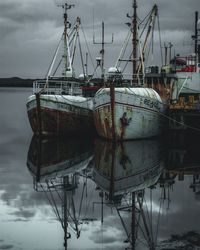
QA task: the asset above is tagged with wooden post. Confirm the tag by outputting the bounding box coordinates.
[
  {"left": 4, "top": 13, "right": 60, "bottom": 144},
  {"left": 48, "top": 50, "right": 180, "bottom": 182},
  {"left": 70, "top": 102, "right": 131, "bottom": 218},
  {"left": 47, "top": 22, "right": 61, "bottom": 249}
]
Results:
[
  {"left": 110, "top": 82, "right": 116, "bottom": 141},
  {"left": 109, "top": 142, "right": 116, "bottom": 200},
  {"left": 35, "top": 93, "right": 42, "bottom": 137},
  {"left": 36, "top": 136, "right": 41, "bottom": 183}
]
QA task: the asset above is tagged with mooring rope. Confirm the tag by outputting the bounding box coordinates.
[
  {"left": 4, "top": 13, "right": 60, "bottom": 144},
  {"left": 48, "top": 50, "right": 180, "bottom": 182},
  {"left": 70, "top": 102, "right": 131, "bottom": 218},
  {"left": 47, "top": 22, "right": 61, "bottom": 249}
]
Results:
[{"left": 159, "top": 110, "right": 200, "bottom": 132}]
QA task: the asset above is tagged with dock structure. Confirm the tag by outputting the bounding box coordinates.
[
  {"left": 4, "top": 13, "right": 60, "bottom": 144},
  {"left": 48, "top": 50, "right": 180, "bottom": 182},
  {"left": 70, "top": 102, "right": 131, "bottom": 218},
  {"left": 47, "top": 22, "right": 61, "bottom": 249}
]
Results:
[
  {"left": 145, "top": 65, "right": 200, "bottom": 131},
  {"left": 145, "top": 10, "right": 200, "bottom": 132},
  {"left": 168, "top": 96, "right": 200, "bottom": 130}
]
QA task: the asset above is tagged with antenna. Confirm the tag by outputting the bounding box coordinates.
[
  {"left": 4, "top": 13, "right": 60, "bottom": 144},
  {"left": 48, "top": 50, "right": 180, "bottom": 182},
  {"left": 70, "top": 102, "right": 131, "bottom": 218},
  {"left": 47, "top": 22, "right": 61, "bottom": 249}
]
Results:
[
  {"left": 169, "top": 42, "right": 173, "bottom": 63},
  {"left": 93, "top": 21, "right": 114, "bottom": 85},
  {"left": 163, "top": 42, "right": 173, "bottom": 65}
]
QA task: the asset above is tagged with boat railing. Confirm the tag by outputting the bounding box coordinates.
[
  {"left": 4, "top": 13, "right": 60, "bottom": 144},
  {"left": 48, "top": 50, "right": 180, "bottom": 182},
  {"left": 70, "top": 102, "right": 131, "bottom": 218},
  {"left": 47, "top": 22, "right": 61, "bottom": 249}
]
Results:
[
  {"left": 33, "top": 79, "right": 83, "bottom": 96},
  {"left": 106, "top": 72, "right": 145, "bottom": 86}
]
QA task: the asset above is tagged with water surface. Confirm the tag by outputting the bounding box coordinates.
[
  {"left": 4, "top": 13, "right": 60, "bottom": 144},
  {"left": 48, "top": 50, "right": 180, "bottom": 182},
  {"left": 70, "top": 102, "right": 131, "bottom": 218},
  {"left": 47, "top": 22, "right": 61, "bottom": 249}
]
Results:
[{"left": 0, "top": 88, "right": 200, "bottom": 250}]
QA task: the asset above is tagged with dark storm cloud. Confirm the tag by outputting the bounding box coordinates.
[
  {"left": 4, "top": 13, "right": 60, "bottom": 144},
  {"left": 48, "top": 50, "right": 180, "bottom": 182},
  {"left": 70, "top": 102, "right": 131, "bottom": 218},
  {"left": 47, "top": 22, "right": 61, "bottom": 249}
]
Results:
[
  {"left": 0, "top": 1, "right": 55, "bottom": 40},
  {"left": 0, "top": 0, "right": 199, "bottom": 78},
  {"left": 156, "top": 0, "right": 199, "bottom": 31},
  {"left": 91, "top": 234, "right": 121, "bottom": 244},
  {"left": 0, "top": 0, "right": 56, "bottom": 25},
  {"left": 0, "top": 245, "right": 13, "bottom": 250},
  {"left": 9, "top": 209, "right": 35, "bottom": 219},
  {"left": 0, "top": 240, "right": 13, "bottom": 250}
]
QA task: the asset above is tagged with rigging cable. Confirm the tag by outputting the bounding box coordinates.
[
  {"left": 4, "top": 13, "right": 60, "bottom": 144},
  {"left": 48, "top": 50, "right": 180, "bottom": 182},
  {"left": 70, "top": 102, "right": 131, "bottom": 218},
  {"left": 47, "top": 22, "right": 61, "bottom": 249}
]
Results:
[
  {"left": 157, "top": 12, "right": 163, "bottom": 66},
  {"left": 139, "top": 10, "right": 152, "bottom": 38},
  {"left": 155, "top": 188, "right": 165, "bottom": 246},
  {"left": 53, "top": 58, "right": 63, "bottom": 76},
  {"left": 139, "top": 8, "right": 152, "bottom": 27},
  {"left": 159, "top": 111, "right": 200, "bottom": 132},
  {"left": 142, "top": 192, "right": 154, "bottom": 245},
  {"left": 39, "top": 181, "right": 64, "bottom": 228},
  {"left": 52, "top": 26, "right": 78, "bottom": 76},
  {"left": 121, "top": 51, "right": 133, "bottom": 74},
  {"left": 78, "top": 177, "right": 96, "bottom": 233},
  {"left": 78, "top": 32, "right": 86, "bottom": 77},
  {"left": 45, "top": 34, "right": 63, "bottom": 79},
  {"left": 145, "top": 34, "right": 153, "bottom": 66},
  {"left": 81, "top": 25, "right": 96, "bottom": 76},
  {"left": 115, "top": 29, "right": 132, "bottom": 69},
  {"left": 70, "top": 28, "right": 79, "bottom": 65}
]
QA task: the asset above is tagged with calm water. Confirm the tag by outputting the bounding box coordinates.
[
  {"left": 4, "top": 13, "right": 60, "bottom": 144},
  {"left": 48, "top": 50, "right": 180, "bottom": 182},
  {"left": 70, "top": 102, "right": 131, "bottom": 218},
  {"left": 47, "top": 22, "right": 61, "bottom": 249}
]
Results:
[{"left": 1, "top": 87, "right": 200, "bottom": 250}]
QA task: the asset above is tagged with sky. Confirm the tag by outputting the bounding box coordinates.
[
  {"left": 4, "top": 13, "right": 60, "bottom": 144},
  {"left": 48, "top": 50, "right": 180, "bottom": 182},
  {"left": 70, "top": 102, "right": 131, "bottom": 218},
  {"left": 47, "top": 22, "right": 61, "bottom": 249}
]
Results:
[{"left": 0, "top": 0, "right": 199, "bottom": 79}]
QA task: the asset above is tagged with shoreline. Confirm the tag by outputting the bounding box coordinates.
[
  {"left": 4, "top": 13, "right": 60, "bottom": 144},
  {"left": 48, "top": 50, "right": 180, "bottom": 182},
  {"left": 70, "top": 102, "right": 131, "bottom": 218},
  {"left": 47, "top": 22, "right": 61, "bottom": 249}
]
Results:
[{"left": 0, "top": 77, "right": 35, "bottom": 87}]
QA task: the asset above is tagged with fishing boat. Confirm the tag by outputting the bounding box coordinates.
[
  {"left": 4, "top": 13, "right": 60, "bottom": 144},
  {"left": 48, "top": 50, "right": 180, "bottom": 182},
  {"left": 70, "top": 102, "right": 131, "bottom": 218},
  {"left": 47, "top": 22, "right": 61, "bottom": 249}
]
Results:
[
  {"left": 26, "top": 1, "right": 99, "bottom": 136},
  {"left": 160, "top": 12, "right": 200, "bottom": 102},
  {"left": 93, "top": 1, "right": 165, "bottom": 140},
  {"left": 145, "top": 10, "right": 200, "bottom": 133}
]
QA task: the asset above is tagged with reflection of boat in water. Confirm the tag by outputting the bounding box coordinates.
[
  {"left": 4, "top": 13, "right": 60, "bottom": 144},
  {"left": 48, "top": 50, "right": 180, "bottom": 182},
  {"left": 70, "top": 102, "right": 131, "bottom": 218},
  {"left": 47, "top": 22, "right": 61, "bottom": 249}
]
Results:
[
  {"left": 93, "top": 138, "right": 165, "bottom": 249},
  {"left": 167, "top": 130, "right": 200, "bottom": 170},
  {"left": 93, "top": 139, "right": 164, "bottom": 200},
  {"left": 27, "top": 135, "right": 94, "bottom": 249},
  {"left": 27, "top": 135, "right": 94, "bottom": 182},
  {"left": 27, "top": 135, "right": 166, "bottom": 250}
]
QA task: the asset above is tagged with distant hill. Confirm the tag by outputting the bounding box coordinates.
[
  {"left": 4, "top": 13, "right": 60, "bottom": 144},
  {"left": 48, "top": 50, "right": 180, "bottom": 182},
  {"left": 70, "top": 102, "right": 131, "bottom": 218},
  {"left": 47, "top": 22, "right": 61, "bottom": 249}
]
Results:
[{"left": 0, "top": 77, "right": 35, "bottom": 87}]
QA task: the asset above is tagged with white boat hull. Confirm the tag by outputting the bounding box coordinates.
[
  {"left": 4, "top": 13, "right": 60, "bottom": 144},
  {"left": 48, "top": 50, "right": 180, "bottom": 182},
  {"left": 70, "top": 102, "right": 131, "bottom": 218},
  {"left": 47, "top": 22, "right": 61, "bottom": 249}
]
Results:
[{"left": 94, "top": 87, "right": 165, "bottom": 140}]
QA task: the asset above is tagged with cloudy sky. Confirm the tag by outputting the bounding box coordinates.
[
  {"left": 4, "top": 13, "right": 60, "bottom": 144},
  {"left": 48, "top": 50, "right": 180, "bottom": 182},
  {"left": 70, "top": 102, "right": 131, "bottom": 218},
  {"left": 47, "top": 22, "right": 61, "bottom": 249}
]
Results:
[{"left": 0, "top": 0, "right": 199, "bottom": 79}]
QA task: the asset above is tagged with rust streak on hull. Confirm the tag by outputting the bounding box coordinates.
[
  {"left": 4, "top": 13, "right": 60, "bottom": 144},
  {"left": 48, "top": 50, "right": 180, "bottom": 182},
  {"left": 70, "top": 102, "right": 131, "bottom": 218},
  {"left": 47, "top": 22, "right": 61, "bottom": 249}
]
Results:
[{"left": 28, "top": 107, "right": 94, "bottom": 136}]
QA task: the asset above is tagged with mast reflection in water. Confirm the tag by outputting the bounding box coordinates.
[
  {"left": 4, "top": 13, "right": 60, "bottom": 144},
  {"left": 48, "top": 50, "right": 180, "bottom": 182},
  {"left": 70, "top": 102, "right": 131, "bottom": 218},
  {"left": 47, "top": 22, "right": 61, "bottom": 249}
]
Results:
[
  {"left": 27, "top": 135, "right": 94, "bottom": 249},
  {"left": 27, "top": 135, "right": 166, "bottom": 250},
  {"left": 93, "top": 139, "right": 164, "bottom": 250}
]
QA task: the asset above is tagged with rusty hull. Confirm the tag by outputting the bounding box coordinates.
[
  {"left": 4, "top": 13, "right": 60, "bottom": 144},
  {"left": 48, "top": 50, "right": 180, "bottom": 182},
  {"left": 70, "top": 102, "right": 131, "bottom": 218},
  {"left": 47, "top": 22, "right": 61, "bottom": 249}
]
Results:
[
  {"left": 94, "top": 104, "right": 133, "bottom": 140},
  {"left": 28, "top": 106, "right": 94, "bottom": 136},
  {"left": 94, "top": 87, "right": 164, "bottom": 140}
]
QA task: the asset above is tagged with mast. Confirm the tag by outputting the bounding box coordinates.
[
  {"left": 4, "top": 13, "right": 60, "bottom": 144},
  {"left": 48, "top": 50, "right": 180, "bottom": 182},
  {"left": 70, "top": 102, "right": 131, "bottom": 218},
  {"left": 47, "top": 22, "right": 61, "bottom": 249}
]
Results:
[
  {"left": 102, "top": 22, "right": 105, "bottom": 84},
  {"left": 93, "top": 22, "right": 113, "bottom": 85},
  {"left": 58, "top": 1, "right": 75, "bottom": 77},
  {"left": 192, "top": 11, "right": 199, "bottom": 64},
  {"left": 132, "top": 0, "right": 138, "bottom": 85},
  {"left": 195, "top": 11, "right": 198, "bottom": 55},
  {"left": 63, "top": 3, "right": 68, "bottom": 75},
  {"left": 196, "top": 12, "right": 200, "bottom": 65},
  {"left": 136, "top": 4, "right": 158, "bottom": 78},
  {"left": 131, "top": 192, "right": 136, "bottom": 249}
]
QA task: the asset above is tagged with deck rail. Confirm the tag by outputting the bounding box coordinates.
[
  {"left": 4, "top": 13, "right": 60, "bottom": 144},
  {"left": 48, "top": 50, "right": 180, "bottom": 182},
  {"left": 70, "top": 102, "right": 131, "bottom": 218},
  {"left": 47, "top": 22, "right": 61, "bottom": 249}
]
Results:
[{"left": 33, "top": 79, "right": 83, "bottom": 96}]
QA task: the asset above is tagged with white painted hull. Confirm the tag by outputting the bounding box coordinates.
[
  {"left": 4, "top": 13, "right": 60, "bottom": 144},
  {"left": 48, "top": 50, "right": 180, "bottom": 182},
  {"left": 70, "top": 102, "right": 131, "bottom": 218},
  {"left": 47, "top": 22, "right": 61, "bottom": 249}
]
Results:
[{"left": 94, "top": 87, "right": 165, "bottom": 140}]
